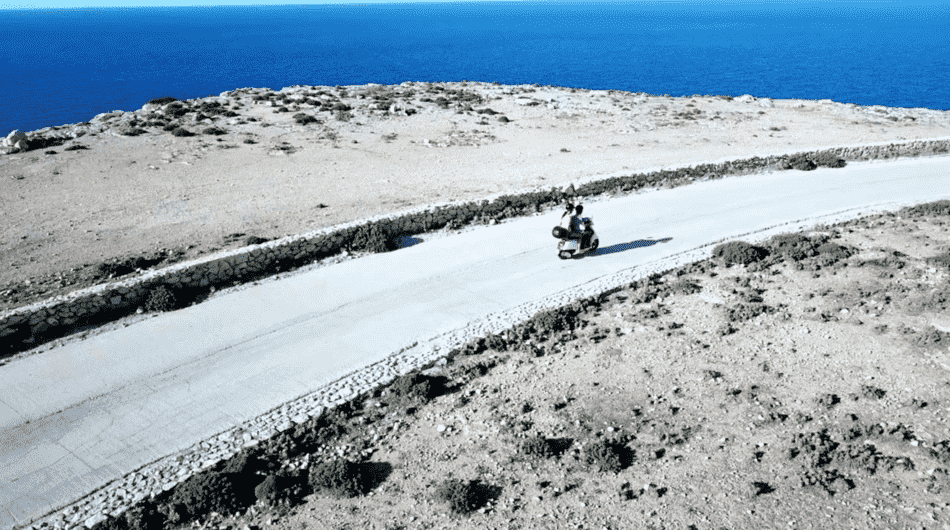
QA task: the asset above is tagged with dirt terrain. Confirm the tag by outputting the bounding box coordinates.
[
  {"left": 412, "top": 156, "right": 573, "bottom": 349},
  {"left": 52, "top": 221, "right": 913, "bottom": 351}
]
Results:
[
  {"left": 6, "top": 82, "right": 950, "bottom": 530},
  {"left": 2, "top": 81, "right": 948, "bottom": 313},
  {"left": 143, "top": 206, "right": 950, "bottom": 530}
]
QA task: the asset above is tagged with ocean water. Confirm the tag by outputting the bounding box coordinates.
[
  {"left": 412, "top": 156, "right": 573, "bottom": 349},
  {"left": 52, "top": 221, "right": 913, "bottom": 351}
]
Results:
[{"left": 1, "top": 1, "right": 949, "bottom": 135}]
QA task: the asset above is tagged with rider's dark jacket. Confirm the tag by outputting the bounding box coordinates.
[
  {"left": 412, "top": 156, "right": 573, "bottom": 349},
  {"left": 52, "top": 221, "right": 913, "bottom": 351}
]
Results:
[{"left": 568, "top": 215, "right": 588, "bottom": 239}]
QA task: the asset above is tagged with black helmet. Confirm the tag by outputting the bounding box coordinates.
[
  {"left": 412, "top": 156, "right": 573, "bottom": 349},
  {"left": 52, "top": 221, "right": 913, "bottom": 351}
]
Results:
[{"left": 574, "top": 204, "right": 584, "bottom": 215}]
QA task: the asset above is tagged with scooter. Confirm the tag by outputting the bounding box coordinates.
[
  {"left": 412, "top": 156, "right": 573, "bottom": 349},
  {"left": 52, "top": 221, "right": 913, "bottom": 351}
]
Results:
[{"left": 552, "top": 218, "right": 599, "bottom": 260}]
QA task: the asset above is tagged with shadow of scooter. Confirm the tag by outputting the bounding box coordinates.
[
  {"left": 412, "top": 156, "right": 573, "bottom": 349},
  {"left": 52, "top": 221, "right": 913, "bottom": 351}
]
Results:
[{"left": 575, "top": 237, "right": 673, "bottom": 258}]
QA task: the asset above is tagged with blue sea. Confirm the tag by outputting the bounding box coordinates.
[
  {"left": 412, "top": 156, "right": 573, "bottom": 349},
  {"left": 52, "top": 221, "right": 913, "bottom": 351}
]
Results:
[{"left": 1, "top": 1, "right": 949, "bottom": 135}]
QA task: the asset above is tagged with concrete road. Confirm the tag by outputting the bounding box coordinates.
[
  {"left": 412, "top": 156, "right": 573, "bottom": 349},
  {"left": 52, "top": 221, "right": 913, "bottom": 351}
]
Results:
[{"left": 2, "top": 156, "right": 950, "bottom": 529}]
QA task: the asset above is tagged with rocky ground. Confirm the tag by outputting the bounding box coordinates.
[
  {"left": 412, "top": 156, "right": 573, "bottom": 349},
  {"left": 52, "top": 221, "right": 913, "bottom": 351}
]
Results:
[
  {"left": 138, "top": 206, "right": 950, "bottom": 530},
  {"left": 2, "top": 81, "right": 949, "bottom": 314},
  {"left": 6, "top": 82, "right": 950, "bottom": 530}
]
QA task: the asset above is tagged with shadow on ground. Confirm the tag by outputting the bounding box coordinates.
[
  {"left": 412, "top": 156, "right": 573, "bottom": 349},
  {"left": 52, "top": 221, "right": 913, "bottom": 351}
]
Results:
[
  {"left": 394, "top": 235, "right": 425, "bottom": 250},
  {"left": 578, "top": 237, "right": 673, "bottom": 258}
]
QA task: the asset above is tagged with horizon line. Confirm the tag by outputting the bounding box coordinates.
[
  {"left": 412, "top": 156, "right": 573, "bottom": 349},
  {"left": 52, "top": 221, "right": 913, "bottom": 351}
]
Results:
[{"left": 0, "top": 0, "right": 929, "bottom": 10}]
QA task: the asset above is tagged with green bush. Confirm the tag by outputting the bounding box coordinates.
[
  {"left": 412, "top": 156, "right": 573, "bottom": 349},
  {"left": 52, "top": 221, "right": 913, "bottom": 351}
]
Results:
[
  {"left": 162, "top": 123, "right": 179, "bottom": 131},
  {"left": 711, "top": 241, "right": 768, "bottom": 265},
  {"left": 202, "top": 126, "right": 228, "bottom": 135},
  {"left": 144, "top": 286, "right": 177, "bottom": 312},
  {"left": 168, "top": 471, "right": 256, "bottom": 523},
  {"left": 308, "top": 459, "right": 364, "bottom": 498},
  {"left": 64, "top": 144, "right": 89, "bottom": 151},
  {"left": 122, "top": 128, "right": 147, "bottom": 136},
  {"left": 171, "top": 127, "right": 194, "bottom": 137}
]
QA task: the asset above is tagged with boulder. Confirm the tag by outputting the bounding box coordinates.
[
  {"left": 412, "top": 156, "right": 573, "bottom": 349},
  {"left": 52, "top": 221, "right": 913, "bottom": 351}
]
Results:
[
  {"left": 13, "top": 139, "right": 30, "bottom": 152},
  {"left": 2, "top": 130, "right": 26, "bottom": 148},
  {"left": 758, "top": 98, "right": 774, "bottom": 108},
  {"left": 736, "top": 94, "right": 756, "bottom": 103},
  {"left": 933, "top": 316, "right": 950, "bottom": 333}
]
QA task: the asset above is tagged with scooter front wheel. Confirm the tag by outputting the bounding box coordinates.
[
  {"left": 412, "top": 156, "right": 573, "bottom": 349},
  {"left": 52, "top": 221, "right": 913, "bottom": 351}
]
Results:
[{"left": 558, "top": 251, "right": 572, "bottom": 260}]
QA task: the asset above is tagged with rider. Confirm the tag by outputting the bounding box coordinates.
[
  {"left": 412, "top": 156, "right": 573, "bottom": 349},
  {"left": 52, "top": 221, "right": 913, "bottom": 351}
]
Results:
[{"left": 572, "top": 204, "right": 592, "bottom": 250}]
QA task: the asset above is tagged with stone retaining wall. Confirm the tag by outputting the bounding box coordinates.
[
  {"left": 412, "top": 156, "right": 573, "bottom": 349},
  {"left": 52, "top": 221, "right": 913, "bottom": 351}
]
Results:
[{"left": 2, "top": 138, "right": 949, "bottom": 356}]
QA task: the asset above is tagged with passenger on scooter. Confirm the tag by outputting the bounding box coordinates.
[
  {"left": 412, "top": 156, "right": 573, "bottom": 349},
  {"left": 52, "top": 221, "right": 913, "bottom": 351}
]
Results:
[
  {"left": 561, "top": 204, "right": 593, "bottom": 249},
  {"left": 560, "top": 202, "right": 576, "bottom": 232}
]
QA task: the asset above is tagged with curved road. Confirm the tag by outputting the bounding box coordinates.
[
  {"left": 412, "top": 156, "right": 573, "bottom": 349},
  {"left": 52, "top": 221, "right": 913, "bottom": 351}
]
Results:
[{"left": 2, "top": 156, "right": 950, "bottom": 529}]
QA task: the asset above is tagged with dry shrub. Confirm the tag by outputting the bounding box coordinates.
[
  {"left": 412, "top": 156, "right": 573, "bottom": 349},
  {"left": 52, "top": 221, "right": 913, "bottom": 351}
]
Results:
[
  {"left": 168, "top": 471, "right": 256, "bottom": 523},
  {"left": 584, "top": 440, "right": 625, "bottom": 473},
  {"left": 519, "top": 436, "right": 555, "bottom": 460},
  {"left": 254, "top": 470, "right": 308, "bottom": 506},
  {"left": 144, "top": 286, "right": 177, "bottom": 312},
  {"left": 433, "top": 479, "right": 489, "bottom": 514},
  {"left": 308, "top": 459, "right": 364, "bottom": 498},
  {"left": 712, "top": 241, "right": 768, "bottom": 266},
  {"left": 123, "top": 500, "right": 164, "bottom": 530}
]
